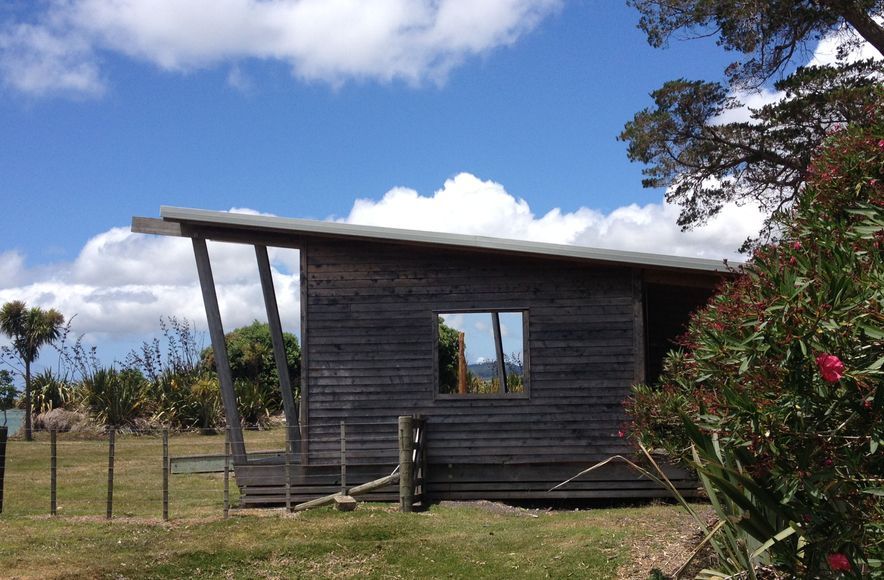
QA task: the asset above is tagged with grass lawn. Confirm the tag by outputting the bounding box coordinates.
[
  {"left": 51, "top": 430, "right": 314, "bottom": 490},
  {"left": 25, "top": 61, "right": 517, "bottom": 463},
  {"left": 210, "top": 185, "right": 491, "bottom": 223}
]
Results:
[{"left": 0, "top": 429, "right": 704, "bottom": 579}]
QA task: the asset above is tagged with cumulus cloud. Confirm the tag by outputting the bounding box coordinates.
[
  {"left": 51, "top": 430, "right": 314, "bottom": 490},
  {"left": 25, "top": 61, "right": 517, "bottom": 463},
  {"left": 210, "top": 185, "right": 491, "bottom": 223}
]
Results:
[
  {"left": 0, "top": 250, "right": 27, "bottom": 288},
  {"left": 344, "top": 172, "right": 763, "bottom": 259},
  {"left": 0, "top": 231, "right": 301, "bottom": 346},
  {"left": 0, "top": 0, "right": 561, "bottom": 97}
]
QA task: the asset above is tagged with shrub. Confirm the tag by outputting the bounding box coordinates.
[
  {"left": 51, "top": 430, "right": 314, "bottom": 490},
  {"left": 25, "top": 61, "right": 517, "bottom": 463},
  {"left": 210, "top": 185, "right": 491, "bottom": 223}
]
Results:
[
  {"left": 31, "top": 369, "right": 75, "bottom": 414},
  {"left": 80, "top": 368, "right": 149, "bottom": 427},
  {"left": 0, "top": 369, "right": 15, "bottom": 425},
  {"left": 125, "top": 316, "right": 204, "bottom": 383},
  {"left": 201, "top": 320, "right": 300, "bottom": 413},
  {"left": 234, "top": 378, "right": 274, "bottom": 428},
  {"left": 149, "top": 370, "right": 222, "bottom": 431},
  {"left": 627, "top": 104, "right": 883, "bottom": 576}
]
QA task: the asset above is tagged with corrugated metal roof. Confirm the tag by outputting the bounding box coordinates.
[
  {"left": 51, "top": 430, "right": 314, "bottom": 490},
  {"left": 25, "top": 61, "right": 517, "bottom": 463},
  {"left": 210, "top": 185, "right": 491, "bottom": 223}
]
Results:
[{"left": 159, "top": 205, "right": 738, "bottom": 273}]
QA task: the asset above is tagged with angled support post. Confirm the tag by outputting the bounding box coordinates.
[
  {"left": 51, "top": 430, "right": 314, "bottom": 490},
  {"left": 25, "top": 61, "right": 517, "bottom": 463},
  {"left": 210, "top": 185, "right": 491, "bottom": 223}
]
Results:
[
  {"left": 254, "top": 245, "right": 300, "bottom": 457},
  {"left": 192, "top": 237, "right": 246, "bottom": 464},
  {"left": 491, "top": 312, "right": 508, "bottom": 394}
]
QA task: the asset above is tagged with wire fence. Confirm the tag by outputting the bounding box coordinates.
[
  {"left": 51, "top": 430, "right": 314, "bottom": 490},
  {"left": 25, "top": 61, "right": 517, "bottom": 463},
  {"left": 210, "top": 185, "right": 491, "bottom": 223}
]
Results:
[
  {"left": 0, "top": 427, "right": 245, "bottom": 520},
  {"left": 0, "top": 418, "right": 417, "bottom": 520}
]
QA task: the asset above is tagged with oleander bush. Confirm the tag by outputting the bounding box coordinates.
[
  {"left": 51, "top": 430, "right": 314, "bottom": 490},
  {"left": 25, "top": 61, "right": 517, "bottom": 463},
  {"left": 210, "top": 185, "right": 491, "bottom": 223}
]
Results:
[{"left": 628, "top": 103, "right": 883, "bottom": 577}]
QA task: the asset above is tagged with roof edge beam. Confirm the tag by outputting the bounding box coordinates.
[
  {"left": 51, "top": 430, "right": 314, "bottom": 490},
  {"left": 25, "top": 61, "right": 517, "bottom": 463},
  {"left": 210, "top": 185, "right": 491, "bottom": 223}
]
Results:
[{"left": 131, "top": 217, "right": 182, "bottom": 237}]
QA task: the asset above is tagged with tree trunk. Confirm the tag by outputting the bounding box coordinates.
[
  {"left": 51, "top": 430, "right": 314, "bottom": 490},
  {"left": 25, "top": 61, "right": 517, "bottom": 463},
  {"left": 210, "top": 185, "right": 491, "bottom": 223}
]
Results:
[
  {"left": 24, "top": 360, "right": 32, "bottom": 442},
  {"left": 821, "top": 0, "right": 884, "bottom": 55}
]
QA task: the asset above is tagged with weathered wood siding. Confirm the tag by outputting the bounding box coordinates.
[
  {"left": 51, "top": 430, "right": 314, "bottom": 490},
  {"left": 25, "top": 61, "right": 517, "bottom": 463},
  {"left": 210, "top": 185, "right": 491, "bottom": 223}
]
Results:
[{"left": 301, "top": 237, "right": 692, "bottom": 498}]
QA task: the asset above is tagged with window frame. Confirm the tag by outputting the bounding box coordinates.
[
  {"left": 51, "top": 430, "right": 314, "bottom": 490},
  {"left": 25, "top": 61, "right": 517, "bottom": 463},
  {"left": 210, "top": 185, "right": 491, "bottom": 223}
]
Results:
[{"left": 432, "top": 307, "right": 530, "bottom": 400}]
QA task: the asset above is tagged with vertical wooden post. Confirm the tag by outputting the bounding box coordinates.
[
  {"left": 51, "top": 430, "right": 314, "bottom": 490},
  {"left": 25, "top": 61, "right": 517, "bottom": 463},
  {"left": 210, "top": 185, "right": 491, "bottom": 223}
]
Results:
[
  {"left": 298, "top": 243, "right": 310, "bottom": 467},
  {"left": 284, "top": 431, "right": 292, "bottom": 512},
  {"left": 457, "top": 332, "right": 467, "bottom": 394},
  {"left": 491, "top": 312, "right": 508, "bottom": 394},
  {"left": 0, "top": 426, "right": 6, "bottom": 514},
  {"left": 223, "top": 428, "right": 230, "bottom": 519},
  {"left": 398, "top": 416, "right": 414, "bottom": 513},
  {"left": 192, "top": 237, "right": 246, "bottom": 463},
  {"left": 632, "top": 270, "right": 646, "bottom": 386},
  {"left": 106, "top": 428, "right": 115, "bottom": 520},
  {"left": 420, "top": 419, "right": 429, "bottom": 505},
  {"left": 255, "top": 245, "right": 301, "bottom": 456},
  {"left": 162, "top": 429, "right": 169, "bottom": 521},
  {"left": 50, "top": 429, "right": 57, "bottom": 516},
  {"left": 340, "top": 421, "right": 347, "bottom": 494}
]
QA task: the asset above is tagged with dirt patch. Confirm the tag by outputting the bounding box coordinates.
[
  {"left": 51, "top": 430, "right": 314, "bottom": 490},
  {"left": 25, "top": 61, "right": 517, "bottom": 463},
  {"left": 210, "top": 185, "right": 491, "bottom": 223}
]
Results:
[{"left": 614, "top": 504, "right": 714, "bottom": 579}]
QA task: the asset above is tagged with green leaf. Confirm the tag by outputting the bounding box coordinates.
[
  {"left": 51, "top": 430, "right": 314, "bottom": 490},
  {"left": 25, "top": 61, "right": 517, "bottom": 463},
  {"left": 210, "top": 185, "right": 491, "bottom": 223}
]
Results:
[
  {"left": 859, "top": 324, "right": 884, "bottom": 340},
  {"left": 750, "top": 525, "right": 798, "bottom": 559},
  {"left": 862, "top": 487, "right": 884, "bottom": 497}
]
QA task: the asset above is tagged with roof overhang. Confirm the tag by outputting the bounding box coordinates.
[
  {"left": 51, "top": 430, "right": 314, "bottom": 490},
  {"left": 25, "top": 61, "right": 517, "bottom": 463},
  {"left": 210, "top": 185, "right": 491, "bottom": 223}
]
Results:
[{"left": 131, "top": 206, "right": 740, "bottom": 275}]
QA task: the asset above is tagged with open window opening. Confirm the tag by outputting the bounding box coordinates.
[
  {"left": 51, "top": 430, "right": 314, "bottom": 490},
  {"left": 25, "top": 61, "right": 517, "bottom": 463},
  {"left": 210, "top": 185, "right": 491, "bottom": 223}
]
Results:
[
  {"left": 436, "top": 310, "right": 527, "bottom": 397},
  {"left": 644, "top": 283, "right": 716, "bottom": 384}
]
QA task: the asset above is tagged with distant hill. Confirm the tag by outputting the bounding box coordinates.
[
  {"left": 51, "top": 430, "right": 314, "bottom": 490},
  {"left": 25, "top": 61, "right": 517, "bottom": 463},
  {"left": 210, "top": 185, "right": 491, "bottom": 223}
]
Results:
[{"left": 468, "top": 360, "right": 523, "bottom": 379}]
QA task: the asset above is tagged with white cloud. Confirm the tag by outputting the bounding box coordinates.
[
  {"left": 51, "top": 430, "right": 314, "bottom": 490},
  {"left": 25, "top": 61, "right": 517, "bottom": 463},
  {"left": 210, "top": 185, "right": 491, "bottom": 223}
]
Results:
[
  {"left": 0, "top": 21, "right": 104, "bottom": 97},
  {"left": 0, "top": 228, "right": 301, "bottom": 346},
  {"left": 344, "top": 172, "right": 762, "bottom": 260},
  {"left": 0, "top": 250, "right": 27, "bottom": 288},
  {"left": 0, "top": 0, "right": 561, "bottom": 97}
]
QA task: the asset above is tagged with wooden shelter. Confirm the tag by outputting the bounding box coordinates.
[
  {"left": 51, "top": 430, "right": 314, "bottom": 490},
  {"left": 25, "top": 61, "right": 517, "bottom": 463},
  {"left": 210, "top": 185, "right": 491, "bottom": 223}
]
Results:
[{"left": 133, "top": 206, "right": 732, "bottom": 504}]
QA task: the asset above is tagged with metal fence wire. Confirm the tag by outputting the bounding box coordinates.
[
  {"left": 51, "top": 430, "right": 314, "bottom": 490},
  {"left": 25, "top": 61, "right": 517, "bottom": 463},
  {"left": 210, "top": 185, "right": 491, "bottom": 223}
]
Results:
[
  {"left": 0, "top": 427, "right": 238, "bottom": 520},
  {"left": 0, "top": 418, "right": 422, "bottom": 520}
]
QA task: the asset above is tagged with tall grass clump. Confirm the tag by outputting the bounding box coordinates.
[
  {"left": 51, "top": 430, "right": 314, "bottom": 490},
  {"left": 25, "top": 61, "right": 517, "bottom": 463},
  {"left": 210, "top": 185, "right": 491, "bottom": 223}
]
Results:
[{"left": 80, "top": 368, "right": 149, "bottom": 427}]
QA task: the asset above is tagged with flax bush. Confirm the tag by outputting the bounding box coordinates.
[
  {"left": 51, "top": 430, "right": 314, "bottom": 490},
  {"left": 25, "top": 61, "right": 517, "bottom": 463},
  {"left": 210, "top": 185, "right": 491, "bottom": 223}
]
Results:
[{"left": 628, "top": 103, "right": 883, "bottom": 577}]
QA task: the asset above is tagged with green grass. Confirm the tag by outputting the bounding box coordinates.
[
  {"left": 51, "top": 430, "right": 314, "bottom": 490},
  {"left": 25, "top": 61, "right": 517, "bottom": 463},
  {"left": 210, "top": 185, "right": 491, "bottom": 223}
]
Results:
[{"left": 0, "top": 429, "right": 695, "bottom": 579}]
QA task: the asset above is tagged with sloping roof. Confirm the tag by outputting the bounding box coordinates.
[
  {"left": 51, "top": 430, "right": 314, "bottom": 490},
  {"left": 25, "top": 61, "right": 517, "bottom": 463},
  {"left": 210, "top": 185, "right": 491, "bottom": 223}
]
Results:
[{"left": 149, "top": 205, "right": 737, "bottom": 274}]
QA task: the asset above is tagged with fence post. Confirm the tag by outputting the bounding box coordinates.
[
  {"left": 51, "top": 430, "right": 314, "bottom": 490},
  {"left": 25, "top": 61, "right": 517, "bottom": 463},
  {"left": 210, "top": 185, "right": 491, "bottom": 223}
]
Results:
[
  {"left": 413, "top": 417, "right": 425, "bottom": 506},
  {"left": 223, "top": 427, "right": 230, "bottom": 519},
  {"left": 106, "top": 428, "right": 115, "bottom": 520},
  {"left": 340, "top": 420, "right": 347, "bottom": 494},
  {"left": 50, "top": 429, "right": 57, "bottom": 516},
  {"left": 0, "top": 425, "right": 7, "bottom": 515},
  {"left": 398, "top": 416, "right": 414, "bottom": 513},
  {"left": 162, "top": 429, "right": 169, "bottom": 521},
  {"left": 284, "top": 432, "right": 292, "bottom": 512}
]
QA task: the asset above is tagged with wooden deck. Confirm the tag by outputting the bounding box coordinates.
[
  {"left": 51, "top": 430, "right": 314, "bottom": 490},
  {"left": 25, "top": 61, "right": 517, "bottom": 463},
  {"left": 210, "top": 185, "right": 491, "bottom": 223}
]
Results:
[{"left": 231, "top": 460, "right": 698, "bottom": 506}]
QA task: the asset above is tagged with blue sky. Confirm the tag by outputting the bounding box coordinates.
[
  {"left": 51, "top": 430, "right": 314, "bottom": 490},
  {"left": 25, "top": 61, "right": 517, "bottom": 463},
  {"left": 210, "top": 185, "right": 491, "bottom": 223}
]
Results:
[
  {"left": 1, "top": 1, "right": 737, "bottom": 262},
  {"left": 1, "top": 0, "right": 854, "bottom": 369}
]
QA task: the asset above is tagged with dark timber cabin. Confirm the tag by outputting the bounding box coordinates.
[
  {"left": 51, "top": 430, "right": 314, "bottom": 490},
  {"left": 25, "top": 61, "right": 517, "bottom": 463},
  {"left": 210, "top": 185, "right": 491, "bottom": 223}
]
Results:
[{"left": 133, "top": 206, "right": 733, "bottom": 505}]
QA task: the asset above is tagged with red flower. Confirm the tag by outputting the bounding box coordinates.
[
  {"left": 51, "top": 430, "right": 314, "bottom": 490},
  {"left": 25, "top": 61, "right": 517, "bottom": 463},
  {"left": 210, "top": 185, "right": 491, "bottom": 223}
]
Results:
[
  {"left": 792, "top": 241, "right": 802, "bottom": 250},
  {"left": 816, "top": 354, "right": 845, "bottom": 383},
  {"left": 827, "top": 553, "right": 851, "bottom": 572},
  {"left": 617, "top": 430, "right": 625, "bottom": 438}
]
